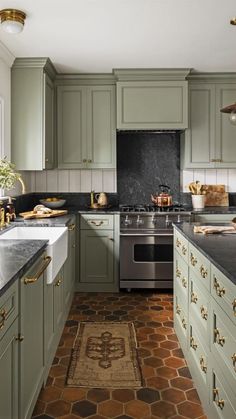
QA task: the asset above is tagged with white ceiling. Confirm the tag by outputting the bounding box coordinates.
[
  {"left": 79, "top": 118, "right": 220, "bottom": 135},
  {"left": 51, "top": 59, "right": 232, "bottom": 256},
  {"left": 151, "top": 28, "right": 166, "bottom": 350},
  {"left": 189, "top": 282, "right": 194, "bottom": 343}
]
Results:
[{"left": 0, "top": 0, "right": 236, "bottom": 73}]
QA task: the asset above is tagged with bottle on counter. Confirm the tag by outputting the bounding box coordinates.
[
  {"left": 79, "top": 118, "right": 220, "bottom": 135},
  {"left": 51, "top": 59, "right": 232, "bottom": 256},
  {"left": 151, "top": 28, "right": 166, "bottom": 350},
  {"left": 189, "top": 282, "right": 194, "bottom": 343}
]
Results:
[{"left": 6, "top": 196, "right": 16, "bottom": 221}]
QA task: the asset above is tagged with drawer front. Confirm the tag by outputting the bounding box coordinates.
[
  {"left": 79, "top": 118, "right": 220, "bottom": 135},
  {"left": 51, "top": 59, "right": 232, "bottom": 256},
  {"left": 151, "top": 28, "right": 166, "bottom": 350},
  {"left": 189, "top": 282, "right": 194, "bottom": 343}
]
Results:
[
  {"left": 210, "top": 365, "right": 236, "bottom": 419},
  {"left": 211, "top": 264, "right": 236, "bottom": 326},
  {"left": 189, "top": 243, "right": 211, "bottom": 291},
  {"left": 80, "top": 214, "right": 113, "bottom": 230},
  {"left": 188, "top": 320, "right": 208, "bottom": 387},
  {"left": 174, "top": 252, "right": 188, "bottom": 311},
  {"left": 174, "top": 230, "right": 189, "bottom": 263},
  {"left": 211, "top": 300, "right": 236, "bottom": 394},
  {"left": 174, "top": 294, "right": 188, "bottom": 349},
  {"left": 189, "top": 271, "right": 210, "bottom": 341},
  {"left": 0, "top": 281, "right": 19, "bottom": 341}
]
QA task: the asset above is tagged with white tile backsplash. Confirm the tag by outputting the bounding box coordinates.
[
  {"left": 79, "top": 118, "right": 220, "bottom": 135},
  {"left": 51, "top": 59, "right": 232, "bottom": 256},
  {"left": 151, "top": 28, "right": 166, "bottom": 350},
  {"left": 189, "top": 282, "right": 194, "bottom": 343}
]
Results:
[{"left": 182, "top": 168, "right": 236, "bottom": 192}]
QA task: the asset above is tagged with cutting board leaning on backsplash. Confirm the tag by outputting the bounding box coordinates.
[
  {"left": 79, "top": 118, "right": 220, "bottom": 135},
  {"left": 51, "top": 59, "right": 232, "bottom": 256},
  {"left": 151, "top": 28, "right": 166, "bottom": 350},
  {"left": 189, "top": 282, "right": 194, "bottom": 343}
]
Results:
[{"left": 202, "top": 185, "right": 229, "bottom": 207}]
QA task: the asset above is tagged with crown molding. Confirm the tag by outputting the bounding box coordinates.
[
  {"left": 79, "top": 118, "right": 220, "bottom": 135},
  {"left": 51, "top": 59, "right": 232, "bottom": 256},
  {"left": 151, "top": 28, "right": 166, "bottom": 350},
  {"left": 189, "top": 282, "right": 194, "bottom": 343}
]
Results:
[
  {"left": 188, "top": 71, "right": 236, "bottom": 83},
  {"left": 12, "top": 57, "right": 57, "bottom": 80},
  {"left": 0, "top": 41, "right": 15, "bottom": 67},
  {"left": 113, "top": 68, "right": 191, "bottom": 81},
  {"left": 55, "top": 73, "right": 115, "bottom": 85}
]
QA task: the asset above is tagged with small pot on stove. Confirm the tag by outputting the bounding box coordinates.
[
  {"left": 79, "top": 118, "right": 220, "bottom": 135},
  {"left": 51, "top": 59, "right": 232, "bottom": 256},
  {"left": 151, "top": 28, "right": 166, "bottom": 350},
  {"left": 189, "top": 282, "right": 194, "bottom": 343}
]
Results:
[{"left": 151, "top": 185, "right": 173, "bottom": 208}]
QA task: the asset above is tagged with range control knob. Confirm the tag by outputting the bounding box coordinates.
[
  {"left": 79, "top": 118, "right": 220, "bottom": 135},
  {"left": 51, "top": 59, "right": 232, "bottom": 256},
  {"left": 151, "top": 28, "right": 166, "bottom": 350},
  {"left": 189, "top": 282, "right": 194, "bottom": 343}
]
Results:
[
  {"left": 136, "top": 215, "right": 144, "bottom": 225},
  {"left": 177, "top": 214, "right": 181, "bottom": 223},
  {"left": 124, "top": 215, "right": 132, "bottom": 226},
  {"left": 151, "top": 215, "right": 157, "bottom": 224}
]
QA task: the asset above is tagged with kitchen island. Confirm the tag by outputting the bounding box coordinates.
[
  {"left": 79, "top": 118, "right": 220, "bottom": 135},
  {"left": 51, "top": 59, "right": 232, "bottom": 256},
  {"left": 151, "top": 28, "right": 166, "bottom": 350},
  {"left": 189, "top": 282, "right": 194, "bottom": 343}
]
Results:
[{"left": 174, "top": 222, "right": 236, "bottom": 419}]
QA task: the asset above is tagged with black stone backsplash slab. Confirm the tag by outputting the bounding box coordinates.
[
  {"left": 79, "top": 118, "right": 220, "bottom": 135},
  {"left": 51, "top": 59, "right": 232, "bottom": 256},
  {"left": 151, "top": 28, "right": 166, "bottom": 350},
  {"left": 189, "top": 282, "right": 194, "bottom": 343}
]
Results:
[{"left": 117, "top": 131, "right": 181, "bottom": 205}]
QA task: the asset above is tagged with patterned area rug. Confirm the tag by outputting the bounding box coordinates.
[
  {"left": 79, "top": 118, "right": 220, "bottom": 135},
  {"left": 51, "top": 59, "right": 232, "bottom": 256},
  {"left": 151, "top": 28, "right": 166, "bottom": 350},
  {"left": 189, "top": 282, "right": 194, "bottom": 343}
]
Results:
[{"left": 67, "top": 321, "right": 143, "bottom": 388}]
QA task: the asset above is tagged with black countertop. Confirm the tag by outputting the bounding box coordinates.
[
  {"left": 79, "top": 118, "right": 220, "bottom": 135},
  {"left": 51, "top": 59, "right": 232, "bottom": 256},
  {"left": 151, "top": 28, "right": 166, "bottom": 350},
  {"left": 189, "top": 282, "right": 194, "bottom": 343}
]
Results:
[
  {"left": 174, "top": 222, "right": 236, "bottom": 285},
  {"left": 191, "top": 206, "right": 236, "bottom": 214}
]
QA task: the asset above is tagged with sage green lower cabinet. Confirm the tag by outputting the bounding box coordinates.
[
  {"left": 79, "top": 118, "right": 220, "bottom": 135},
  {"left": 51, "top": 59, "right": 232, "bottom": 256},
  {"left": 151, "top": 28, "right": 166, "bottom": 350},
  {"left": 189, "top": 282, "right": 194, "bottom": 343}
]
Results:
[
  {"left": 0, "top": 318, "right": 19, "bottom": 419},
  {"left": 174, "top": 227, "right": 236, "bottom": 419},
  {"left": 19, "top": 254, "right": 45, "bottom": 419},
  {"left": 78, "top": 214, "right": 119, "bottom": 292},
  {"left": 63, "top": 219, "right": 76, "bottom": 310}
]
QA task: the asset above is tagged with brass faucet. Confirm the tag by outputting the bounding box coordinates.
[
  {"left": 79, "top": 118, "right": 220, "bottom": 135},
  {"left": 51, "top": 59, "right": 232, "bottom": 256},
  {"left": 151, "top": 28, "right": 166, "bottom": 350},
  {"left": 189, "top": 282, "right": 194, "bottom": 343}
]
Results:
[{"left": 0, "top": 202, "right": 5, "bottom": 228}]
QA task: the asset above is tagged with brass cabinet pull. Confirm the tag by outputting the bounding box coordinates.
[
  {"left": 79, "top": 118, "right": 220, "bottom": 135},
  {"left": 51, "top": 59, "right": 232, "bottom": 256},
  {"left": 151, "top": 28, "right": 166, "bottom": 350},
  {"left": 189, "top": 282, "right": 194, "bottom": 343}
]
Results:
[
  {"left": 55, "top": 278, "right": 62, "bottom": 287},
  {"left": 176, "top": 238, "right": 181, "bottom": 248},
  {"left": 191, "top": 292, "right": 198, "bottom": 304},
  {"left": 231, "top": 353, "right": 236, "bottom": 371},
  {"left": 176, "top": 305, "right": 181, "bottom": 315},
  {"left": 87, "top": 159, "right": 92, "bottom": 163},
  {"left": 232, "top": 299, "right": 236, "bottom": 316},
  {"left": 190, "top": 252, "right": 197, "bottom": 266},
  {"left": 200, "top": 264, "right": 208, "bottom": 279},
  {"left": 72, "top": 244, "right": 76, "bottom": 248},
  {"left": 214, "top": 328, "right": 225, "bottom": 346},
  {"left": 15, "top": 334, "right": 24, "bottom": 342},
  {"left": 83, "top": 158, "right": 87, "bottom": 163},
  {"left": 181, "top": 277, "right": 187, "bottom": 288},
  {"left": 45, "top": 158, "right": 49, "bottom": 163},
  {"left": 0, "top": 308, "right": 7, "bottom": 330},
  {"left": 213, "top": 388, "right": 225, "bottom": 409},
  {"left": 181, "top": 317, "right": 187, "bottom": 329},
  {"left": 200, "top": 305, "right": 208, "bottom": 320},
  {"left": 182, "top": 245, "right": 187, "bottom": 255},
  {"left": 211, "top": 159, "right": 222, "bottom": 163},
  {"left": 190, "top": 336, "right": 198, "bottom": 350},
  {"left": 68, "top": 223, "right": 75, "bottom": 231},
  {"left": 213, "top": 276, "right": 225, "bottom": 297},
  {"left": 199, "top": 355, "right": 207, "bottom": 373},
  {"left": 91, "top": 220, "right": 104, "bottom": 227},
  {"left": 108, "top": 237, "right": 114, "bottom": 241},
  {"left": 176, "top": 268, "right": 181, "bottom": 278},
  {"left": 24, "top": 256, "right": 52, "bottom": 284}
]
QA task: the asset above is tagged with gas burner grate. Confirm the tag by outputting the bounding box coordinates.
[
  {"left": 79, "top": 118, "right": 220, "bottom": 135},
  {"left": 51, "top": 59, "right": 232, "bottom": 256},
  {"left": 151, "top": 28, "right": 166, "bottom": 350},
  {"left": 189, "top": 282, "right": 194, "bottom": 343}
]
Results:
[{"left": 119, "top": 203, "right": 187, "bottom": 213}]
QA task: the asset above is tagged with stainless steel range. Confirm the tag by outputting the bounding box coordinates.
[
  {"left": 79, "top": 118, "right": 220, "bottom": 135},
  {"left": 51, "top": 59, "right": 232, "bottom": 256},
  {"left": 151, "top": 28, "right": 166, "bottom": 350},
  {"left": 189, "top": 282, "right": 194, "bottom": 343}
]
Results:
[{"left": 119, "top": 204, "right": 191, "bottom": 290}]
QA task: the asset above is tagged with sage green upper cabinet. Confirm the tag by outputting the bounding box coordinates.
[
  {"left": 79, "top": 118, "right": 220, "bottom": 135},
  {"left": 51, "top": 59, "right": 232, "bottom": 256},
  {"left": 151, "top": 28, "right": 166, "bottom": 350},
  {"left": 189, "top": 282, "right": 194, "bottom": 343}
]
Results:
[
  {"left": 181, "top": 74, "right": 236, "bottom": 169},
  {"left": 11, "top": 58, "right": 56, "bottom": 171},
  {"left": 114, "top": 69, "right": 190, "bottom": 130},
  {"left": 57, "top": 82, "right": 116, "bottom": 169}
]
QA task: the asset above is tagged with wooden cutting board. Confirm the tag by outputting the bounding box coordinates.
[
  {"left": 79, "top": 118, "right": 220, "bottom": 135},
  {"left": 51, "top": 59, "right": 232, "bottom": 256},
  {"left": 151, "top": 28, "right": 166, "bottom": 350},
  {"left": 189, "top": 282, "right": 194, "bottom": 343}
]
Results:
[
  {"left": 202, "top": 184, "right": 229, "bottom": 207},
  {"left": 19, "top": 209, "right": 68, "bottom": 219}
]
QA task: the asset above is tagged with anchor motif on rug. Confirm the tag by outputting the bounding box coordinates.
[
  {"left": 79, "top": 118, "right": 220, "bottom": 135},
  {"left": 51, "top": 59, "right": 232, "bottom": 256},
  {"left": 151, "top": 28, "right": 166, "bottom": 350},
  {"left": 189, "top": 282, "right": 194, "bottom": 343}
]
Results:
[{"left": 86, "top": 331, "right": 125, "bottom": 369}]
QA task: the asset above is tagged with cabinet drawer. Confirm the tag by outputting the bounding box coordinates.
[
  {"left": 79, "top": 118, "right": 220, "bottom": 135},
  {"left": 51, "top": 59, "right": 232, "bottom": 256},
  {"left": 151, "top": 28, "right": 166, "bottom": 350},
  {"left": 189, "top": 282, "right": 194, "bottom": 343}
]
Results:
[
  {"left": 210, "top": 364, "right": 236, "bottom": 419},
  {"left": 189, "top": 271, "right": 210, "bottom": 341},
  {"left": 174, "top": 252, "right": 188, "bottom": 311},
  {"left": 0, "top": 282, "right": 19, "bottom": 341},
  {"left": 211, "top": 299, "right": 236, "bottom": 394},
  {"left": 174, "top": 230, "right": 189, "bottom": 263},
  {"left": 188, "top": 321, "right": 208, "bottom": 388},
  {"left": 174, "top": 294, "right": 188, "bottom": 350},
  {"left": 80, "top": 214, "right": 113, "bottom": 230},
  {"left": 211, "top": 264, "right": 236, "bottom": 326},
  {"left": 189, "top": 243, "right": 211, "bottom": 291}
]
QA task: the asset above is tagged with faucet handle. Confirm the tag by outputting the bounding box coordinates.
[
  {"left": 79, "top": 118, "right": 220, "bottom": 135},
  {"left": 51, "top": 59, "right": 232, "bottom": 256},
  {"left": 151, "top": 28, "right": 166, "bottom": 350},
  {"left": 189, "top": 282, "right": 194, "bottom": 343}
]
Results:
[{"left": 6, "top": 213, "right": 11, "bottom": 225}]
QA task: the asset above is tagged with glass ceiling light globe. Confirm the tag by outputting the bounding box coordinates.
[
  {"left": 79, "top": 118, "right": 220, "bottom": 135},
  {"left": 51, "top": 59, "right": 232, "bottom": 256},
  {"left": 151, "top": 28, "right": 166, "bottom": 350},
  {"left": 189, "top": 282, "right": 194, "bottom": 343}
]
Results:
[
  {"left": 2, "top": 19, "right": 23, "bottom": 34},
  {"left": 230, "top": 111, "right": 236, "bottom": 125}
]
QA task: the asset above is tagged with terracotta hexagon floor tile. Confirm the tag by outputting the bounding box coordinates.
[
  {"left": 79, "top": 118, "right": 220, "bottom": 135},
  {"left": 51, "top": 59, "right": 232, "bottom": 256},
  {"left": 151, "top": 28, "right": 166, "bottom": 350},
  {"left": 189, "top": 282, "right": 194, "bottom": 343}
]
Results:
[
  {"left": 98, "top": 400, "right": 123, "bottom": 417},
  {"left": 32, "top": 399, "right": 46, "bottom": 417},
  {"left": 144, "top": 356, "right": 164, "bottom": 368},
  {"left": 151, "top": 400, "right": 177, "bottom": 418},
  {"left": 186, "top": 389, "right": 201, "bottom": 404},
  {"left": 141, "top": 341, "right": 159, "bottom": 349},
  {"left": 56, "top": 347, "right": 72, "bottom": 357},
  {"left": 32, "top": 415, "right": 54, "bottom": 419},
  {"left": 89, "top": 415, "right": 107, "bottom": 419},
  {"left": 171, "top": 377, "right": 194, "bottom": 391},
  {"left": 54, "top": 377, "right": 66, "bottom": 388},
  {"left": 142, "top": 364, "right": 157, "bottom": 378},
  {"left": 161, "top": 388, "right": 186, "bottom": 404},
  {"left": 49, "top": 364, "right": 68, "bottom": 378},
  {"left": 178, "top": 367, "right": 192, "bottom": 379},
  {"left": 62, "top": 387, "right": 87, "bottom": 402},
  {"left": 156, "top": 366, "right": 178, "bottom": 379},
  {"left": 167, "top": 334, "right": 179, "bottom": 342},
  {"left": 164, "top": 357, "right": 186, "bottom": 369},
  {"left": 87, "top": 389, "right": 110, "bottom": 403},
  {"left": 137, "top": 347, "right": 152, "bottom": 358},
  {"left": 125, "top": 399, "right": 151, "bottom": 419},
  {"left": 136, "top": 388, "right": 160, "bottom": 404},
  {"left": 152, "top": 347, "right": 171, "bottom": 358},
  {"left": 60, "top": 415, "right": 81, "bottom": 419},
  {"left": 177, "top": 401, "right": 205, "bottom": 418},
  {"left": 38, "top": 386, "right": 62, "bottom": 403},
  {"left": 46, "top": 399, "right": 71, "bottom": 417},
  {"left": 155, "top": 327, "right": 174, "bottom": 335},
  {"left": 172, "top": 348, "right": 185, "bottom": 358},
  {"left": 72, "top": 400, "right": 97, "bottom": 417},
  {"left": 112, "top": 389, "right": 135, "bottom": 403},
  {"left": 160, "top": 340, "right": 179, "bottom": 350},
  {"left": 146, "top": 376, "right": 169, "bottom": 390},
  {"left": 150, "top": 333, "right": 167, "bottom": 342}
]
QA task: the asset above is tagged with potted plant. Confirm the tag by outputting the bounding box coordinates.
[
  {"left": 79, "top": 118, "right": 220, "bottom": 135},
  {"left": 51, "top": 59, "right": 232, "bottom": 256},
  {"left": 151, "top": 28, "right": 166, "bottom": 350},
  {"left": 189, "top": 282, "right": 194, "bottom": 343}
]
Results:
[
  {"left": 0, "top": 157, "right": 22, "bottom": 197},
  {"left": 187, "top": 181, "right": 206, "bottom": 209}
]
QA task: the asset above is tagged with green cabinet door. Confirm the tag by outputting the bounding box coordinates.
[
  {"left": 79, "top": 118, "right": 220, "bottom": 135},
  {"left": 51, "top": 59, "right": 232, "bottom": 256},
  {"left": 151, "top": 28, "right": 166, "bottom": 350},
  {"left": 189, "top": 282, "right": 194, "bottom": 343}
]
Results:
[
  {"left": 11, "top": 58, "right": 56, "bottom": 171},
  {"left": 79, "top": 230, "right": 115, "bottom": 291},
  {"left": 181, "top": 83, "right": 216, "bottom": 168},
  {"left": 19, "top": 254, "right": 45, "bottom": 419},
  {"left": 53, "top": 269, "right": 64, "bottom": 331},
  {"left": 0, "top": 318, "right": 19, "bottom": 419},
  {"left": 63, "top": 222, "right": 76, "bottom": 310}
]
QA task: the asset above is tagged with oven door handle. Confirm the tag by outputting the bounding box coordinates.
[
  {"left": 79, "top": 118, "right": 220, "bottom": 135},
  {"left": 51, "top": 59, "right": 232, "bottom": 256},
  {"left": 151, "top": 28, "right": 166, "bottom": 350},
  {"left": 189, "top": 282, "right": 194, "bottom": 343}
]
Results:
[{"left": 120, "top": 233, "right": 173, "bottom": 237}]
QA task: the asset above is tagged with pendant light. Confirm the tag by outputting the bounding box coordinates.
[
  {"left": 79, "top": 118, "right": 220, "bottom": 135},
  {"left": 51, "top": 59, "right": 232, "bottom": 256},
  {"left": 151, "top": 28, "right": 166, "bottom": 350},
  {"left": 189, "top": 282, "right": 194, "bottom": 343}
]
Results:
[{"left": 0, "top": 9, "right": 26, "bottom": 34}]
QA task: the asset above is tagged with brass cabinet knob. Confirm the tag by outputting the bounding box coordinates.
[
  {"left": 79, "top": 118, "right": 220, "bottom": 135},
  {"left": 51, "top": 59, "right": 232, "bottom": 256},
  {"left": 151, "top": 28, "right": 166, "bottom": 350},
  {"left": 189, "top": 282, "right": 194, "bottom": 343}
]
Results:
[
  {"left": 176, "top": 238, "right": 181, "bottom": 248},
  {"left": 191, "top": 292, "right": 198, "bottom": 304},
  {"left": 231, "top": 353, "right": 236, "bottom": 371},
  {"left": 15, "top": 334, "right": 24, "bottom": 342},
  {"left": 72, "top": 244, "right": 76, "bottom": 248},
  {"left": 182, "top": 245, "right": 187, "bottom": 255},
  {"left": 181, "top": 277, "right": 187, "bottom": 288},
  {"left": 176, "top": 268, "right": 181, "bottom": 278},
  {"left": 211, "top": 159, "right": 222, "bottom": 163},
  {"left": 200, "top": 264, "right": 208, "bottom": 278},
  {"left": 181, "top": 317, "right": 187, "bottom": 329},
  {"left": 87, "top": 159, "right": 92, "bottom": 163},
  {"left": 83, "top": 158, "right": 87, "bottom": 163},
  {"left": 68, "top": 223, "right": 75, "bottom": 231},
  {"left": 190, "top": 336, "right": 198, "bottom": 350},
  {"left": 232, "top": 298, "right": 236, "bottom": 316},
  {"left": 45, "top": 158, "right": 49, "bottom": 162},
  {"left": 213, "top": 388, "right": 225, "bottom": 409},
  {"left": 55, "top": 278, "right": 62, "bottom": 287},
  {"left": 176, "top": 305, "right": 181, "bottom": 315},
  {"left": 214, "top": 328, "right": 225, "bottom": 346},
  {"left": 213, "top": 276, "right": 225, "bottom": 297},
  {"left": 200, "top": 305, "right": 208, "bottom": 320},
  {"left": 190, "top": 253, "right": 197, "bottom": 266},
  {"left": 199, "top": 355, "right": 207, "bottom": 373}
]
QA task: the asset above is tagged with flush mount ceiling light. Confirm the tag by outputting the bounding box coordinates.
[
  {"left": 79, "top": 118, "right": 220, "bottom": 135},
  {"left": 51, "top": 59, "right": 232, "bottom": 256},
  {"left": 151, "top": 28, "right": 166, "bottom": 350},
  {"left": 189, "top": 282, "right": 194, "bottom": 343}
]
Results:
[
  {"left": 220, "top": 103, "right": 236, "bottom": 125},
  {"left": 230, "top": 17, "right": 236, "bottom": 25},
  {"left": 0, "top": 9, "right": 26, "bottom": 34}
]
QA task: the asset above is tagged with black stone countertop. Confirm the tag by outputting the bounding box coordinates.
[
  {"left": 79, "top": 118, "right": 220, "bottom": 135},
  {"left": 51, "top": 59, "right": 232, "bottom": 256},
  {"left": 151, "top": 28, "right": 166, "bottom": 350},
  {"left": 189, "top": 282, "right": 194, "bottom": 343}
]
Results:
[
  {"left": 174, "top": 222, "right": 236, "bottom": 285},
  {"left": 191, "top": 206, "right": 236, "bottom": 214},
  {"left": 0, "top": 239, "right": 47, "bottom": 297},
  {"left": 13, "top": 213, "right": 76, "bottom": 226}
]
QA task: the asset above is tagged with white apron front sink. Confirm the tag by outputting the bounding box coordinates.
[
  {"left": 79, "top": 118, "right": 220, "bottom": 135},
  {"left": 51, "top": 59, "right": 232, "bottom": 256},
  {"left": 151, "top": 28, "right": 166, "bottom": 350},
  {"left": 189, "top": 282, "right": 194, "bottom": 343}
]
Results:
[{"left": 0, "top": 227, "right": 68, "bottom": 284}]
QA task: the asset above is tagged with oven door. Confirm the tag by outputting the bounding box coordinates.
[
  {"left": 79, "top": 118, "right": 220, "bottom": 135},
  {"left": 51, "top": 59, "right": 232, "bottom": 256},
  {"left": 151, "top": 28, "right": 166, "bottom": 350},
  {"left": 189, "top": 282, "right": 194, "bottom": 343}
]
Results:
[{"left": 120, "top": 234, "right": 173, "bottom": 281}]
